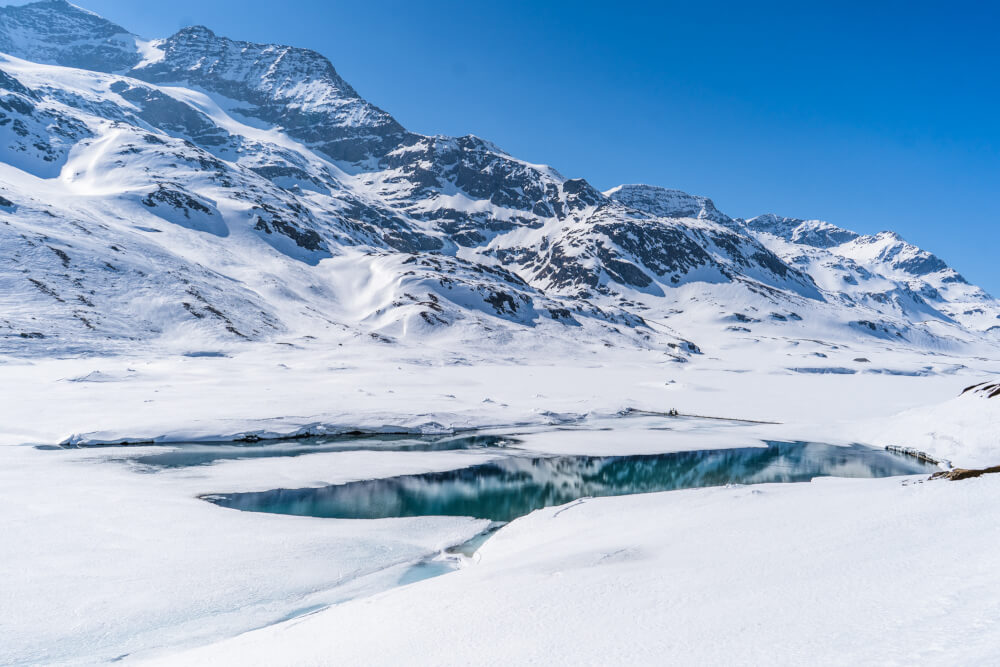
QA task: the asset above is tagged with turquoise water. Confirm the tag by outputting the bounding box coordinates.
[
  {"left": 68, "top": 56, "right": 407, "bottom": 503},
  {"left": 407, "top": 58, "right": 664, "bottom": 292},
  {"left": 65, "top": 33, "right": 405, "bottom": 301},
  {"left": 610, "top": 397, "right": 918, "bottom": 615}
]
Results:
[{"left": 204, "top": 441, "right": 935, "bottom": 522}]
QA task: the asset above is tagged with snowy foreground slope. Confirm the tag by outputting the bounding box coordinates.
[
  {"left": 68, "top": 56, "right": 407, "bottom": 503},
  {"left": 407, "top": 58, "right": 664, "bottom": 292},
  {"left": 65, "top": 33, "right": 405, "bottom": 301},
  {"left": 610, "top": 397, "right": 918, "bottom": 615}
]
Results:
[
  {"left": 150, "top": 475, "right": 1000, "bottom": 666},
  {"left": 4, "top": 350, "right": 1000, "bottom": 665},
  {"left": 1, "top": 2, "right": 1000, "bottom": 666}
]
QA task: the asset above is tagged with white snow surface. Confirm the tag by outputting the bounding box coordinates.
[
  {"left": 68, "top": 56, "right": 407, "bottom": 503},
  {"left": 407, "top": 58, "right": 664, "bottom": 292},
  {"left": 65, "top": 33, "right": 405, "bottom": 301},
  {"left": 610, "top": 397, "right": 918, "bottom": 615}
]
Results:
[
  {"left": 869, "top": 384, "right": 1000, "bottom": 468},
  {"left": 2, "top": 340, "right": 1000, "bottom": 665}
]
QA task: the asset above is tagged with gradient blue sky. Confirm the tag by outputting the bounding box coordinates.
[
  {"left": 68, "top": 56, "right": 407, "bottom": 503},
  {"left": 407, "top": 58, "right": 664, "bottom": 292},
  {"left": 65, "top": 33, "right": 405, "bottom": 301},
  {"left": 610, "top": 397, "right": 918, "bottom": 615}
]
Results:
[{"left": 14, "top": 1, "right": 1000, "bottom": 292}]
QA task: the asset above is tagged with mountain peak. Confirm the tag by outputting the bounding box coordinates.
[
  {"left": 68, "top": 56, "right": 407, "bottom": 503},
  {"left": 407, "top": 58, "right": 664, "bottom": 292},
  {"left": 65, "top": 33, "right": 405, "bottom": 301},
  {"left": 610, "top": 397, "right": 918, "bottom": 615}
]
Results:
[
  {"left": 839, "top": 231, "right": 957, "bottom": 280},
  {"left": 15, "top": 0, "right": 83, "bottom": 10},
  {"left": 132, "top": 25, "right": 407, "bottom": 161},
  {"left": 173, "top": 25, "right": 216, "bottom": 39},
  {"left": 606, "top": 184, "right": 733, "bottom": 226},
  {"left": 745, "top": 214, "right": 860, "bottom": 248},
  {"left": 0, "top": 0, "right": 140, "bottom": 71},
  {"left": 0, "top": 0, "right": 124, "bottom": 31},
  {"left": 0, "top": 1, "right": 410, "bottom": 162}
]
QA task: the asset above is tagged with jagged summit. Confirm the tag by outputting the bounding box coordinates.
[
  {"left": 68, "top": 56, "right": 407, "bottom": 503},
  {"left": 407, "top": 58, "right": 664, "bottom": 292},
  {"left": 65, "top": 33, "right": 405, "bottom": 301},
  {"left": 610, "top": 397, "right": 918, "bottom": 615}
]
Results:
[
  {"left": 173, "top": 24, "right": 216, "bottom": 38},
  {"left": 743, "top": 218, "right": 963, "bottom": 283},
  {"left": 842, "top": 230, "right": 959, "bottom": 281},
  {"left": 132, "top": 23, "right": 406, "bottom": 161},
  {"left": 745, "top": 214, "right": 860, "bottom": 249},
  {"left": 0, "top": 0, "right": 141, "bottom": 71},
  {"left": 5, "top": 0, "right": 98, "bottom": 16},
  {"left": 606, "top": 184, "right": 733, "bottom": 226},
  {"left": 0, "top": 1, "right": 407, "bottom": 161}
]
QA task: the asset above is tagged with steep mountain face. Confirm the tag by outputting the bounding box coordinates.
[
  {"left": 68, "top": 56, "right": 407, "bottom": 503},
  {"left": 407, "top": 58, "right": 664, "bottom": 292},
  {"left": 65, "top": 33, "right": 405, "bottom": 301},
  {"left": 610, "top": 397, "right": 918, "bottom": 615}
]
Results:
[
  {"left": 0, "top": 0, "right": 997, "bottom": 357},
  {"left": 0, "top": 0, "right": 141, "bottom": 71},
  {"left": 133, "top": 26, "right": 408, "bottom": 163}
]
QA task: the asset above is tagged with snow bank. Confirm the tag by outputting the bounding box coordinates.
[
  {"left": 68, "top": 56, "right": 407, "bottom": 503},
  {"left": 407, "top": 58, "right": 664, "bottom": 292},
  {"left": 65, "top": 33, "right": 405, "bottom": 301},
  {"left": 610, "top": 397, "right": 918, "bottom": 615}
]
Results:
[{"left": 863, "top": 382, "right": 1000, "bottom": 468}]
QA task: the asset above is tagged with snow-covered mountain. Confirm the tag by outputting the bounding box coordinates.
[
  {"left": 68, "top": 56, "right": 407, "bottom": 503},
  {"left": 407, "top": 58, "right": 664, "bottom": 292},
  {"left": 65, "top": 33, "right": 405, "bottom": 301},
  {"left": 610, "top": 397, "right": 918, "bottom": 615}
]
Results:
[
  {"left": 1, "top": 0, "right": 997, "bottom": 358},
  {"left": 745, "top": 214, "right": 999, "bottom": 334}
]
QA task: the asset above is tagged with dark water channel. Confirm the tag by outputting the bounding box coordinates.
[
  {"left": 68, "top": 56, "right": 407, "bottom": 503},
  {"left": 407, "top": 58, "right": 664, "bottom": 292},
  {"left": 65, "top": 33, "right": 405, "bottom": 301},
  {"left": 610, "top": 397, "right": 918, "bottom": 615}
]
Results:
[{"left": 52, "top": 433, "right": 517, "bottom": 470}]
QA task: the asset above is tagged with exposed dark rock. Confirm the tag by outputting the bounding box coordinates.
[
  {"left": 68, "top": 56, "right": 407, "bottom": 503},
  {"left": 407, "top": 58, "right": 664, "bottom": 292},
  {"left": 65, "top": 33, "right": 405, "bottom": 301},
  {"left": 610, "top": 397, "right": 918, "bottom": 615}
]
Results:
[
  {"left": 142, "top": 185, "right": 215, "bottom": 218},
  {"left": 931, "top": 466, "right": 1000, "bottom": 481}
]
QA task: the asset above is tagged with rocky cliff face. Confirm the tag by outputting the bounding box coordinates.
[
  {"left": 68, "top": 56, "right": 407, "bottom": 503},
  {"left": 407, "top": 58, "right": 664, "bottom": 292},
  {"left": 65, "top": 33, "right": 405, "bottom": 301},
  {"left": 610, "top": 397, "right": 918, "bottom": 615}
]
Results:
[
  {"left": 132, "top": 25, "right": 409, "bottom": 162},
  {"left": 0, "top": 0, "right": 141, "bottom": 71}
]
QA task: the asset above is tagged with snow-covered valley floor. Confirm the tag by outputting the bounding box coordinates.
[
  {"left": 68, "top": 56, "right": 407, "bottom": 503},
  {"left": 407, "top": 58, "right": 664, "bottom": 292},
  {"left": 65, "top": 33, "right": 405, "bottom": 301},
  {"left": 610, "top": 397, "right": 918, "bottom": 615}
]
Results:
[{"left": 2, "top": 340, "right": 999, "bottom": 665}]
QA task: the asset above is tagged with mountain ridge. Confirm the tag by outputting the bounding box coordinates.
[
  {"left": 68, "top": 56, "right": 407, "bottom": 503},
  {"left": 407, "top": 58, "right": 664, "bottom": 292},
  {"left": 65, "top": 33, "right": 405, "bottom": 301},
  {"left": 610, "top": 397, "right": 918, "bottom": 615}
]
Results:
[{"left": 0, "top": 0, "right": 997, "bottom": 357}]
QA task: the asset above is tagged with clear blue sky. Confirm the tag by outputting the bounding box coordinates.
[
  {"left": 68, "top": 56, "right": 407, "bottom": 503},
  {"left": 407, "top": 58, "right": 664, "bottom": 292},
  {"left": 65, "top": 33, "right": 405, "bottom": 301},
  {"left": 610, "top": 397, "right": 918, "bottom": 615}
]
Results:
[{"left": 16, "top": 1, "right": 1000, "bottom": 293}]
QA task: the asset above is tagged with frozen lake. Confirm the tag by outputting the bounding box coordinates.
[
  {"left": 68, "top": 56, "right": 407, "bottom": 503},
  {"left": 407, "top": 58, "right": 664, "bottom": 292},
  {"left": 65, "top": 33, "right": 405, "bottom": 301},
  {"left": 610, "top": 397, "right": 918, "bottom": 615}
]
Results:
[{"left": 10, "top": 418, "right": 945, "bottom": 664}]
